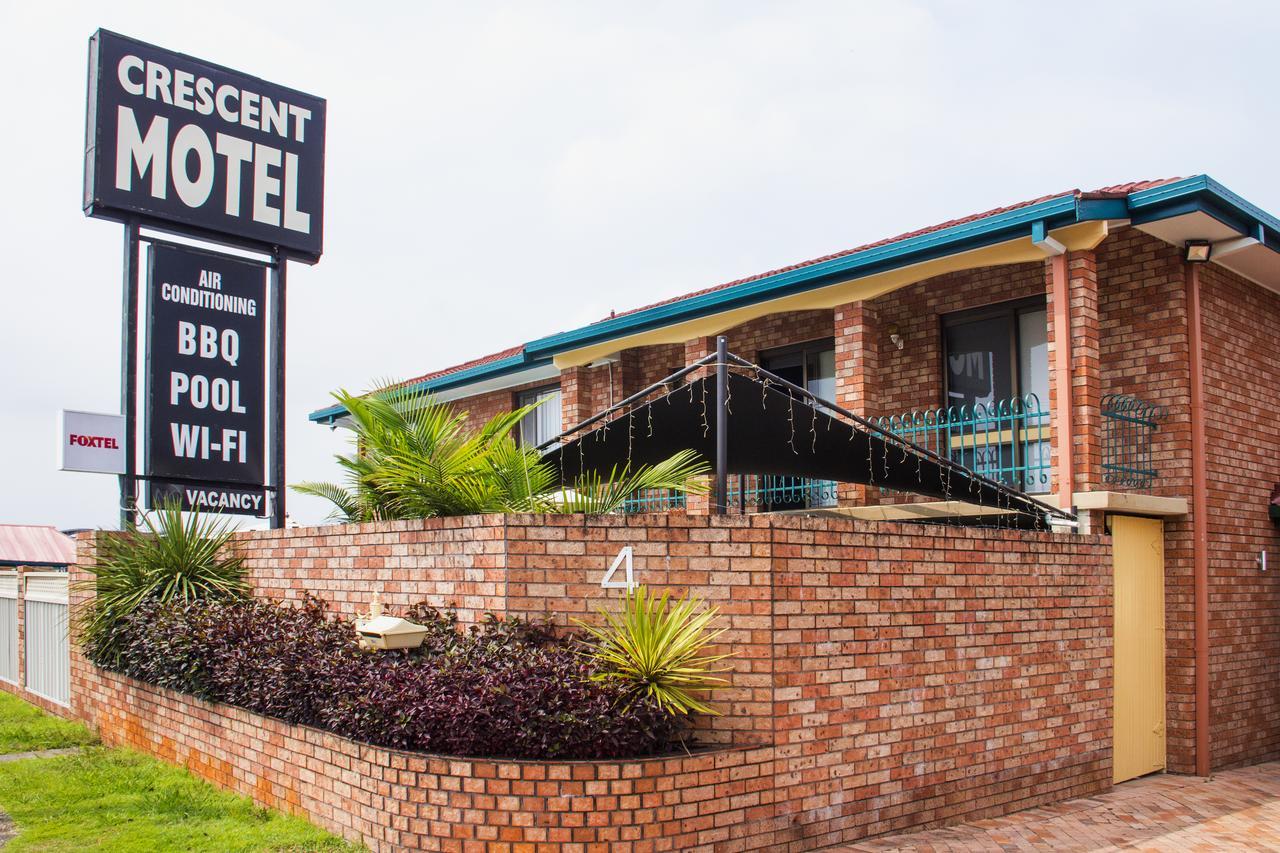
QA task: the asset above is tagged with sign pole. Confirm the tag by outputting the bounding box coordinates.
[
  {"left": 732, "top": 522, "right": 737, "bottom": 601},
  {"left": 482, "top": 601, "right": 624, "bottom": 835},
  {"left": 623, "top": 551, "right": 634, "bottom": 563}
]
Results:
[
  {"left": 119, "top": 220, "right": 139, "bottom": 528},
  {"left": 270, "top": 250, "right": 287, "bottom": 529}
]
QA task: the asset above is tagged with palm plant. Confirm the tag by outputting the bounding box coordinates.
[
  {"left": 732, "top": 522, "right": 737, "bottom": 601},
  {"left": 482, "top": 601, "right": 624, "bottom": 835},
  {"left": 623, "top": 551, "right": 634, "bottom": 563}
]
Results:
[
  {"left": 295, "top": 383, "right": 710, "bottom": 521},
  {"left": 77, "top": 502, "right": 248, "bottom": 666},
  {"left": 294, "top": 385, "right": 550, "bottom": 521},
  {"left": 576, "top": 586, "right": 733, "bottom": 716}
]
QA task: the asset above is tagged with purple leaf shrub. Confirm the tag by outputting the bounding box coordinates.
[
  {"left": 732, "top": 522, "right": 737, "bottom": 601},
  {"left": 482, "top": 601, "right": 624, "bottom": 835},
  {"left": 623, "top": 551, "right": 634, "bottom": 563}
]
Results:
[{"left": 87, "top": 596, "right": 689, "bottom": 760}]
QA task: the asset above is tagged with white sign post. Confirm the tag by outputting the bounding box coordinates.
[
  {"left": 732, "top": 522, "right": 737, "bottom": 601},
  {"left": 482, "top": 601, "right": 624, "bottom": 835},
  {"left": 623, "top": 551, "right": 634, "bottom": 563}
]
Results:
[{"left": 59, "top": 410, "right": 126, "bottom": 475}]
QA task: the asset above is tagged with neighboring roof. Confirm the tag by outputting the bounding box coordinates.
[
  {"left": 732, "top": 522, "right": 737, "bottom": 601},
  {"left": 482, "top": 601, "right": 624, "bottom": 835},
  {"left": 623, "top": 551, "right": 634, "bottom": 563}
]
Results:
[
  {"left": 0, "top": 525, "right": 76, "bottom": 567},
  {"left": 311, "top": 174, "right": 1280, "bottom": 423}
]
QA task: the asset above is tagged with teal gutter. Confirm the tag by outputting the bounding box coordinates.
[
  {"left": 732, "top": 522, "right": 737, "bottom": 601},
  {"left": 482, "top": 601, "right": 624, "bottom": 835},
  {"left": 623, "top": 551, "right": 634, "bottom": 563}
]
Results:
[
  {"left": 522, "top": 192, "right": 1081, "bottom": 358},
  {"left": 308, "top": 352, "right": 552, "bottom": 423},
  {"left": 1128, "top": 175, "right": 1279, "bottom": 250},
  {"left": 309, "top": 174, "right": 1280, "bottom": 424}
]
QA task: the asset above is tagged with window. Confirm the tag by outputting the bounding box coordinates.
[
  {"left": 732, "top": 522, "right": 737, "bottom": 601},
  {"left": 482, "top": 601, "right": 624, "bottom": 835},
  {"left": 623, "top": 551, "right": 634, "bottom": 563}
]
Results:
[
  {"left": 943, "top": 300, "right": 1047, "bottom": 410},
  {"left": 941, "top": 300, "right": 1050, "bottom": 493},
  {"left": 517, "top": 386, "right": 561, "bottom": 448},
  {"left": 758, "top": 339, "right": 837, "bottom": 509},
  {"left": 760, "top": 338, "right": 836, "bottom": 404}
]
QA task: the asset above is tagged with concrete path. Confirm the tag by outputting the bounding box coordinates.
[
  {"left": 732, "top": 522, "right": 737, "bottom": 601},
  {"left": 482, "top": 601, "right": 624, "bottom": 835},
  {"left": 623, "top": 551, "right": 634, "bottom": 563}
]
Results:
[
  {"left": 830, "top": 761, "right": 1280, "bottom": 852},
  {"left": 0, "top": 747, "right": 83, "bottom": 763},
  {"left": 0, "top": 747, "right": 85, "bottom": 847}
]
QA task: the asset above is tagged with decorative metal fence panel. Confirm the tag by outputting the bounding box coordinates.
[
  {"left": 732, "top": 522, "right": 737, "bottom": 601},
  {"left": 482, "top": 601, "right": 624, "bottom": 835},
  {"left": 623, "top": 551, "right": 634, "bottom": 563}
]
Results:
[
  {"left": 23, "top": 573, "right": 69, "bottom": 706},
  {"left": 0, "top": 573, "right": 16, "bottom": 685},
  {"left": 623, "top": 476, "right": 839, "bottom": 514},
  {"left": 622, "top": 489, "right": 687, "bottom": 513},
  {"left": 1101, "top": 394, "right": 1165, "bottom": 488},
  {"left": 728, "top": 475, "right": 838, "bottom": 512},
  {"left": 872, "top": 395, "right": 1052, "bottom": 495}
]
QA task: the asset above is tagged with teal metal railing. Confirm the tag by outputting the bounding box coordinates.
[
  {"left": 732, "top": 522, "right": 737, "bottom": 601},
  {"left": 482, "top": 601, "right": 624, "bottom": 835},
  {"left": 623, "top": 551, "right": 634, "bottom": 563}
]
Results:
[
  {"left": 622, "top": 488, "right": 687, "bottom": 513},
  {"left": 728, "top": 475, "right": 838, "bottom": 512},
  {"left": 622, "top": 476, "right": 838, "bottom": 514},
  {"left": 1101, "top": 394, "right": 1164, "bottom": 488},
  {"left": 622, "top": 395, "right": 1052, "bottom": 512},
  {"left": 872, "top": 395, "right": 1051, "bottom": 494}
]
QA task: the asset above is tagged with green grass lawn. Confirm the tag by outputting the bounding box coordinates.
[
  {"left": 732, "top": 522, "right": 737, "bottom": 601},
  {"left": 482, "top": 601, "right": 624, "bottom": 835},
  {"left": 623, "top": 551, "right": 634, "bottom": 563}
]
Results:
[
  {"left": 0, "top": 694, "right": 362, "bottom": 852},
  {"left": 0, "top": 692, "right": 98, "bottom": 753}
]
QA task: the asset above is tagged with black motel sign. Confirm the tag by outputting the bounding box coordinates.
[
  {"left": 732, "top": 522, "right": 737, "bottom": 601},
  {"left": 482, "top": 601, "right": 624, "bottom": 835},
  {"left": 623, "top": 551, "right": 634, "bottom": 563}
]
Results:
[
  {"left": 145, "top": 243, "right": 268, "bottom": 515},
  {"left": 84, "top": 30, "right": 326, "bottom": 263}
]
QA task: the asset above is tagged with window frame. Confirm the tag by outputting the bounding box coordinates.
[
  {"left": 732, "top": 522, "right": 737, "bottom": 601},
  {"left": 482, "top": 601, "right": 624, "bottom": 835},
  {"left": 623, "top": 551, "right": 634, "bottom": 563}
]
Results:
[
  {"left": 515, "top": 383, "right": 562, "bottom": 448},
  {"left": 758, "top": 336, "right": 836, "bottom": 392},
  {"left": 939, "top": 297, "right": 1051, "bottom": 494},
  {"left": 939, "top": 296, "right": 1046, "bottom": 410}
]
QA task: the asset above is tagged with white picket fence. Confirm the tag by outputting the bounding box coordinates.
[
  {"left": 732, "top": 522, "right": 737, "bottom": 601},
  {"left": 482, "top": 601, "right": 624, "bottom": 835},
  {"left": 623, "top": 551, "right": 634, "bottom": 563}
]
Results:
[
  {"left": 22, "top": 572, "right": 70, "bottom": 705},
  {"left": 0, "top": 573, "right": 17, "bottom": 685}
]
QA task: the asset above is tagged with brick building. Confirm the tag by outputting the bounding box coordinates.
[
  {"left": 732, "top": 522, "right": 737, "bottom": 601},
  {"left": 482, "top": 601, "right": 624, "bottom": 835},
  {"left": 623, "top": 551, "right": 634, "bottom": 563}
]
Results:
[{"left": 310, "top": 175, "right": 1280, "bottom": 779}]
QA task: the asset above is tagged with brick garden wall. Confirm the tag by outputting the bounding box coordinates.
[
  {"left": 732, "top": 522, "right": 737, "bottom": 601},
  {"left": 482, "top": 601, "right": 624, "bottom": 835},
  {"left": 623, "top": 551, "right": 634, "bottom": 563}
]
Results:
[
  {"left": 57, "top": 513, "right": 1117, "bottom": 850},
  {"left": 79, "top": 666, "right": 773, "bottom": 852}
]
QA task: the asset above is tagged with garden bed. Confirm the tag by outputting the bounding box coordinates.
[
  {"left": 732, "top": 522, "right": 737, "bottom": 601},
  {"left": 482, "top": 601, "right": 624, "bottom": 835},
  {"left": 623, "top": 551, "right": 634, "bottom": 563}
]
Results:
[
  {"left": 85, "top": 595, "right": 693, "bottom": 762},
  {"left": 81, "top": 665, "right": 770, "bottom": 852}
]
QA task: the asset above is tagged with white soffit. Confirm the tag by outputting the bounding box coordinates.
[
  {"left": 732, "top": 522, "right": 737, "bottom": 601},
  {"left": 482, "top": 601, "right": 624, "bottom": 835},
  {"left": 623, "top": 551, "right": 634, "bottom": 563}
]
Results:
[
  {"left": 319, "top": 363, "right": 562, "bottom": 430},
  {"left": 427, "top": 363, "right": 561, "bottom": 404},
  {"left": 1137, "top": 211, "right": 1280, "bottom": 294}
]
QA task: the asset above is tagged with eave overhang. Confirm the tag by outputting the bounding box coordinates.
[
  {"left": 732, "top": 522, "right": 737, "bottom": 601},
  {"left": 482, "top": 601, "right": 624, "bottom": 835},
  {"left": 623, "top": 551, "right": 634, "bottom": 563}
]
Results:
[{"left": 309, "top": 174, "right": 1280, "bottom": 423}]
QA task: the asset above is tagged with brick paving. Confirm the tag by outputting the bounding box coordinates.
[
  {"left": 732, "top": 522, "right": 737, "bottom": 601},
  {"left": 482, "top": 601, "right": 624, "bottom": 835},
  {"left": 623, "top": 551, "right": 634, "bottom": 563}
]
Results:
[{"left": 833, "top": 762, "right": 1280, "bottom": 852}]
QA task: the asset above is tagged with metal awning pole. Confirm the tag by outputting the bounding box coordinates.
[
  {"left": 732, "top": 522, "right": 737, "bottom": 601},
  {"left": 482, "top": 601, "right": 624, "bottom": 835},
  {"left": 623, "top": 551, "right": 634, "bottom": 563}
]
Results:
[
  {"left": 714, "top": 336, "right": 728, "bottom": 515},
  {"left": 536, "top": 352, "right": 717, "bottom": 452}
]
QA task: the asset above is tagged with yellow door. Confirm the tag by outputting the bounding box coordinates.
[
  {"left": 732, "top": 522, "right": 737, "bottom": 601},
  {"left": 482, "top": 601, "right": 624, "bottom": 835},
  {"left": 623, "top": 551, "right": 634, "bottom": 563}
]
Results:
[{"left": 1112, "top": 514, "right": 1167, "bottom": 783}]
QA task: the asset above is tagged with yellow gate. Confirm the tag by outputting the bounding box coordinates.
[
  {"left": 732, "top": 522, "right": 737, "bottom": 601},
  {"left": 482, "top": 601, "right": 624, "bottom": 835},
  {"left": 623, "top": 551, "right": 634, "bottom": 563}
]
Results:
[{"left": 1111, "top": 514, "right": 1166, "bottom": 783}]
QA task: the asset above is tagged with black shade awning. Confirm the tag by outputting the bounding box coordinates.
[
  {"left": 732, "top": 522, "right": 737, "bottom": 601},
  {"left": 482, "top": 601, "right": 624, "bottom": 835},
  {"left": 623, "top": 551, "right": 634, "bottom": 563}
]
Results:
[{"left": 542, "top": 372, "right": 1059, "bottom": 521}]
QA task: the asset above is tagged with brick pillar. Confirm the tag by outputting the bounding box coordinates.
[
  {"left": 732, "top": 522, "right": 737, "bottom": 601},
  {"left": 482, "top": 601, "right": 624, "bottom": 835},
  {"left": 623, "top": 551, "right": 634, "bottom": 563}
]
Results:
[
  {"left": 834, "top": 301, "right": 880, "bottom": 505},
  {"left": 1047, "top": 249, "right": 1101, "bottom": 507},
  {"left": 683, "top": 337, "right": 715, "bottom": 515},
  {"left": 1067, "top": 250, "right": 1102, "bottom": 494},
  {"left": 1046, "top": 256, "right": 1072, "bottom": 509},
  {"left": 559, "top": 365, "right": 593, "bottom": 433}
]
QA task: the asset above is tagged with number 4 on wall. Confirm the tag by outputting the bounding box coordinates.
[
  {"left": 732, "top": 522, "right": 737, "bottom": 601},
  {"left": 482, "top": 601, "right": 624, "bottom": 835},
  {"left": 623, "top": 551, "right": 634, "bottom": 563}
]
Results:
[{"left": 601, "top": 546, "right": 636, "bottom": 592}]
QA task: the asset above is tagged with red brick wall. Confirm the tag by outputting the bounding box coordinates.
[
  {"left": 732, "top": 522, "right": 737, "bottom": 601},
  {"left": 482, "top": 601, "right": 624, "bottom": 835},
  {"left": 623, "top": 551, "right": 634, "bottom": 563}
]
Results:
[
  {"left": 66, "top": 514, "right": 1115, "bottom": 850},
  {"left": 621, "top": 343, "right": 685, "bottom": 397},
  {"left": 80, "top": 668, "right": 772, "bottom": 852},
  {"left": 871, "top": 262, "right": 1045, "bottom": 417},
  {"left": 716, "top": 309, "right": 834, "bottom": 361},
  {"left": 1094, "top": 226, "right": 1198, "bottom": 772},
  {"left": 1195, "top": 261, "right": 1280, "bottom": 770},
  {"left": 767, "top": 519, "right": 1113, "bottom": 847}
]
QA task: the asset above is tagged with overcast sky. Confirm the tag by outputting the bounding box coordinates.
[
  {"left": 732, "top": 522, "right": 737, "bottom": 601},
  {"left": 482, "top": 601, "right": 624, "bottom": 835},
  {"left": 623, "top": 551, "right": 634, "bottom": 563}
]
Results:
[{"left": 2, "top": 0, "right": 1278, "bottom": 530}]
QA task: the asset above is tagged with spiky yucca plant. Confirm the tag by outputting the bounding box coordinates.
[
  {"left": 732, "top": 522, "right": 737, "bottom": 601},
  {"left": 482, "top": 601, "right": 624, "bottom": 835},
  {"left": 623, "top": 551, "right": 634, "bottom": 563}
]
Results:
[
  {"left": 577, "top": 586, "right": 733, "bottom": 716},
  {"left": 77, "top": 502, "right": 247, "bottom": 667}
]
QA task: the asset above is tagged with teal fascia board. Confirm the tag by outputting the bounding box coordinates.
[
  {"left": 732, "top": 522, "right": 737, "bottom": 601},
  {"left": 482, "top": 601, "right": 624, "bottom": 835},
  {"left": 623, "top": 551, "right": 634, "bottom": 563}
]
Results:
[
  {"left": 307, "top": 352, "right": 552, "bottom": 423},
  {"left": 1127, "top": 175, "right": 1280, "bottom": 251},
  {"left": 309, "top": 173, "right": 1280, "bottom": 425},
  {"left": 524, "top": 193, "right": 1082, "bottom": 358}
]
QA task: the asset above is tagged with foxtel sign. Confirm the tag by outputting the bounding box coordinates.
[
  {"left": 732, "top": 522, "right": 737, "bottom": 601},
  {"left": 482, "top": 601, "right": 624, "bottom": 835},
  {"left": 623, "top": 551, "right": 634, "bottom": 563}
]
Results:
[{"left": 84, "top": 30, "right": 326, "bottom": 263}]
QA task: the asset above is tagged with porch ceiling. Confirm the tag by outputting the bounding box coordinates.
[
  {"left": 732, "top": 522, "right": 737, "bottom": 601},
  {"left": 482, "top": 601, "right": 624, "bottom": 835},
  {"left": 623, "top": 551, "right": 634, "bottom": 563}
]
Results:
[
  {"left": 551, "top": 221, "right": 1108, "bottom": 368},
  {"left": 1136, "top": 210, "right": 1280, "bottom": 294}
]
